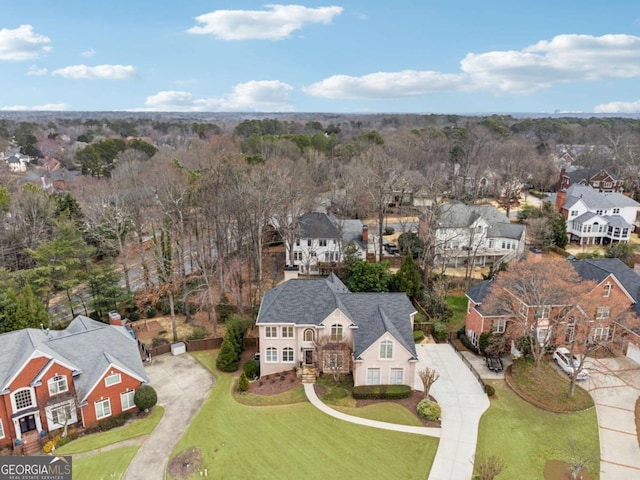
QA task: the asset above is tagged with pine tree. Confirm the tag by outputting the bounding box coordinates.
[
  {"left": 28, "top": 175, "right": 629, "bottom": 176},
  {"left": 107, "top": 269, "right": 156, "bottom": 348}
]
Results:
[
  {"left": 216, "top": 336, "right": 239, "bottom": 372},
  {"left": 237, "top": 372, "right": 249, "bottom": 392}
]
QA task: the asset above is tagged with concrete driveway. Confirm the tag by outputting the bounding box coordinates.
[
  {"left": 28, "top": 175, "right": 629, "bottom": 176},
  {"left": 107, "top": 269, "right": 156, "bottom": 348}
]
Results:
[
  {"left": 122, "top": 353, "right": 215, "bottom": 480},
  {"left": 583, "top": 356, "right": 640, "bottom": 480},
  {"left": 415, "top": 344, "right": 490, "bottom": 480}
]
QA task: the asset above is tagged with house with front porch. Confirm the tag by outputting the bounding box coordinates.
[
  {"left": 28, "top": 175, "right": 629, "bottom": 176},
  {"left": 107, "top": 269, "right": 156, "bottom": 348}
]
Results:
[
  {"left": 256, "top": 274, "right": 418, "bottom": 387},
  {"left": 0, "top": 315, "right": 149, "bottom": 453},
  {"left": 551, "top": 184, "right": 639, "bottom": 246}
]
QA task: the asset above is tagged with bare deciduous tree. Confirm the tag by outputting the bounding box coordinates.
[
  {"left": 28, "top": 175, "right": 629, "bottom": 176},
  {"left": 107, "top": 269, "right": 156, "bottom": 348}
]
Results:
[
  {"left": 472, "top": 455, "right": 506, "bottom": 480},
  {"left": 418, "top": 367, "right": 440, "bottom": 398}
]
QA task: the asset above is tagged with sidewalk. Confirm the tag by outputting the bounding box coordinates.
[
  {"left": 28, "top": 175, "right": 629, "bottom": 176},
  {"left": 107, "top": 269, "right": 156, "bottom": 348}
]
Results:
[
  {"left": 303, "top": 383, "right": 441, "bottom": 437},
  {"left": 416, "top": 344, "right": 490, "bottom": 480}
]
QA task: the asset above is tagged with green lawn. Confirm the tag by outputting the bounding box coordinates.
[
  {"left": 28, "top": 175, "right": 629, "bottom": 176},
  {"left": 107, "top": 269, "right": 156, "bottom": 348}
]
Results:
[
  {"left": 333, "top": 403, "right": 423, "bottom": 426},
  {"left": 169, "top": 351, "right": 439, "bottom": 480},
  {"left": 73, "top": 446, "right": 139, "bottom": 480},
  {"left": 57, "top": 406, "right": 164, "bottom": 455},
  {"left": 476, "top": 381, "right": 600, "bottom": 480},
  {"left": 233, "top": 385, "right": 307, "bottom": 406},
  {"left": 445, "top": 294, "right": 468, "bottom": 332}
]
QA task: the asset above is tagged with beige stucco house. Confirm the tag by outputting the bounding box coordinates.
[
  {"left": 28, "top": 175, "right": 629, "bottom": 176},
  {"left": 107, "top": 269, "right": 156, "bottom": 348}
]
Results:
[{"left": 255, "top": 274, "right": 418, "bottom": 387}]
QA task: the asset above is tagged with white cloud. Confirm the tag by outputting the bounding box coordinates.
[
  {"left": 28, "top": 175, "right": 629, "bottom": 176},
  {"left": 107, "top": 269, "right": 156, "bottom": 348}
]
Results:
[
  {"left": 594, "top": 100, "right": 640, "bottom": 113},
  {"left": 187, "top": 4, "right": 343, "bottom": 40},
  {"left": 51, "top": 64, "right": 136, "bottom": 80},
  {"left": 0, "top": 103, "right": 69, "bottom": 111},
  {"left": 306, "top": 33, "right": 640, "bottom": 99},
  {"left": 141, "top": 80, "right": 294, "bottom": 112},
  {"left": 304, "top": 70, "right": 465, "bottom": 99},
  {"left": 27, "top": 65, "right": 47, "bottom": 76},
  {"left": 0, "top": 25, "right": 52, "bottom": 61},
  {"left": 82, "top": 48, "right": 96, "bottom": 57}
]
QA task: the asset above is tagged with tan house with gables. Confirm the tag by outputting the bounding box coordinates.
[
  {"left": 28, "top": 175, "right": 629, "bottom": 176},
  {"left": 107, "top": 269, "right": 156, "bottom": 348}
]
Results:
[{"left": 256, "top": 274, "right": 418, "bottom": 387}]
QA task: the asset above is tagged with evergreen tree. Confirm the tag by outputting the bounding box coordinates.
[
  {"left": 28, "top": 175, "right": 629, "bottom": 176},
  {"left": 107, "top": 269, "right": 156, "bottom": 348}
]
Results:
[
  {"left": 393, "top": 254, "right": 421, "bottom": 298},
  {"left": 216, "top": 336, "right": 239, "bottom": 372},
  {"left": 237, "top": 372, "right": 249, "bottom": 392}
]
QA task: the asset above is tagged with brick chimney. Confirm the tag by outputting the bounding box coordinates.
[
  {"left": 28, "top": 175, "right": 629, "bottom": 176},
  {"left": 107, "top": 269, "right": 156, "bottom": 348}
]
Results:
[
  {"left": 558, "top": 168, "right": 566, "bottom": 190},
  {"left": 108, "top": 311, "right": 123, "bottom": 326},
  {"left": 555, "top": 189, "right": 567, "bottom": 214},
  {"left": 362, "top": 224, "right": 368, "bottom": 243}
]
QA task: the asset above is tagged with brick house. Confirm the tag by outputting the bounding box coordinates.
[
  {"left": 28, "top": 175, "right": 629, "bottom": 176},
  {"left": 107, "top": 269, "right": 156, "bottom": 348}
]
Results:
[
  {"left": 256, "top": 274, "right": 418, "bottom": 387},
  {"left": 558, "top": 166, "right": 623, "bottom": 193},
  {"left": 0, "top": 315, "right": 149, "bottom": 452},
  {"left": 464, "top": 258, "right": 640, "bottom": 351}
]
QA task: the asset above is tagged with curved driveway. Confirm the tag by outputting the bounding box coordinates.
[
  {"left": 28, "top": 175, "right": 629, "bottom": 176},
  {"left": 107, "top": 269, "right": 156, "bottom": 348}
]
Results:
[
  {"left": 122, "top": 353, "right": 215, "bottom": 480},
  {"left": 416, "top": 344, "right": 490, "bottom": 480}
]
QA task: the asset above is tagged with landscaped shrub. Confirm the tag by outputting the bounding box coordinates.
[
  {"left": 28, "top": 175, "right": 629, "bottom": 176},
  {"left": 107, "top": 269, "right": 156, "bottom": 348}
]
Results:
[
  {"left": 384, "top": 226, "right": 395, "bottom": 235},
  {"left": 432, "top": 322, "right": 447, "bottom": 342},
  {"left": 416, "top": 399, "right": 441, "bottom": 421},
  {"left": 460, "top": 334, "right": 478, "bottom": 352},
  {"left": 134, "top": 385, "right": 158, "bottom": 411},
  {"left": 128, "top": 311, "right": 140, "bottom": 321},
  {"left": 98, "top": 414, "right": 127, "bottom": 431},
  {"left": 42, "top": 439, "right": 57, "bottom": 453},
  {"left": 352, "top": 384, "right": 411, "bottom": 400},
  {"left": 413, "top": 330, "right": 425, "bottom": 343},
  {"left": 146, "top": 307, "right": 157, "bottom": 318},
  {"left": 479, "top": 332, "right": 491, "bottom": 353},
  {"left": 237, "top": 372, "right": 249, "bottom": 392},
  {"left": 243, "top": 359, "right": 259, "bottom": 379},
  {"left": 151, "top": 336, "right": 169, "bottom": 348},
  {"left": 485, "top": 384, "right": 495, "bottom": 397},
  {"left": 216, "top": 336, "right": 239, "bottom": 372}
]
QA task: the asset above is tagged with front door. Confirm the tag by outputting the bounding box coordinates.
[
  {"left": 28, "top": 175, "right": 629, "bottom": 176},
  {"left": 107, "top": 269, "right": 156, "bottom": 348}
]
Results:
[
  {"left": 305, "top": 350, "right": 313, "bottom": 365},
  {"left": 19, "top": 415, "right": 37, "bottom": 433}
]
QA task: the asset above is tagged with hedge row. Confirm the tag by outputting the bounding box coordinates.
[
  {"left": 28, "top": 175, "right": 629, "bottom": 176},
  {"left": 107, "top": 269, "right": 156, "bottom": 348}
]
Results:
[{"left": 352, "top": 384, "right": 412, "bottom": 400}]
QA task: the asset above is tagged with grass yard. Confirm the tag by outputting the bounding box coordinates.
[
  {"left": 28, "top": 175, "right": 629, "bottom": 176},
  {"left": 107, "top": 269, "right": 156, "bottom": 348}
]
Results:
[
  {"left": 333, "top": 403, "right": 423, "bottom": 426},
  {"left": 72, "top": 446, "right": 139, "bottom": 480},
  {"left": 507, "top": 359, "right": 593, "bottom": 412},
  {"left": 476, "top": 381, "right": 599, "bottom": 480},
  {"left": 445, "top": 294, "right": 468, "bottom": 332},
  {"left": 168, "top": 351, "right": 439, "bottom": 480},
  {"left": 233, "top": 385, "right": 307, "bottom": 406},
  {"left": 57, "top": 406, "right": 164, "bottom": 455}
]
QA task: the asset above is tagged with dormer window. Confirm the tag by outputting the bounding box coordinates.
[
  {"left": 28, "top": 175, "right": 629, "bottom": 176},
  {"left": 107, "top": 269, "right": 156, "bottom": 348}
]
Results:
[{"left": 48, "top": 375, "right": 68, "bottom": 395}]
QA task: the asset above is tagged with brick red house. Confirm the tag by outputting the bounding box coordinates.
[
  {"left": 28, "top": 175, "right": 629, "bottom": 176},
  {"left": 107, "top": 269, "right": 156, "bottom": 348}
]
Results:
[
  {"left": 465, "top": 258, "right": 640, "bottom": 351},
  {"left": 0, "top": 315, "right": 149, "bottom": 452}
]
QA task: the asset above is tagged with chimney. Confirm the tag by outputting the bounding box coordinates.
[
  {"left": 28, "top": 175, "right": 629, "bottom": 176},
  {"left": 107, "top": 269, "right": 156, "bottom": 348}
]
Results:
[
  {"left": 362, "top": 224, "right": 368, "bottom": 243},
  {"left": 558, "top": 168, "right": 566, "bottom": 190},
  {"left": 108, "top": 311, "right": 122, "bottom": 326},
  {"left": 555, "top": 189, "right": 567, "bottom": 214}
]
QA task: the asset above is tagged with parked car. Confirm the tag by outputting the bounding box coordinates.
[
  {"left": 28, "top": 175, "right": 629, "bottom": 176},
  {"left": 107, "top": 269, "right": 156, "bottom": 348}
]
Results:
[{"left": 553, "top": 347, "right": 588, "bottom": 380}]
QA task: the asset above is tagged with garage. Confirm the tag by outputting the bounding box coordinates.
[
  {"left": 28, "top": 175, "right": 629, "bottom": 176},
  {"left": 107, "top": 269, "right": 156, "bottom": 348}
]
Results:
[{"left": 626, "top": 342, "right": 640, "bottom": 366}]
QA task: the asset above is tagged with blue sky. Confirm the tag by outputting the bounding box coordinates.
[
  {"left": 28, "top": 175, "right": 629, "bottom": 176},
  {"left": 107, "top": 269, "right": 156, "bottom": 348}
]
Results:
[{"left": 2, "top": 1, "right": 640, "bottom": 113}]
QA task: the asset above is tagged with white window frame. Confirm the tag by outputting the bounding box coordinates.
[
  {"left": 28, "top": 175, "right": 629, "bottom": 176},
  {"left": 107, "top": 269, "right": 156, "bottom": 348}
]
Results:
[
  {"left": 330, "top": 324, "right": 343, "bottom": 341},
  {"left": 366, "top": 368, "right": 381, "bottom": 385},
  {"left": 265, "top": 347, "right": 278, "bottom": 363},
  {"left": 596, "top": 306, "right": 610, "bottom": 320},
  {"left": 13, "top": 388, "right": 34, "bottom": 411},
  {"left": 390, "top": 368, "right": 404, "bottom": 385},
  {"left": 603, "top": 283, "right": 612, "bottom": 298},
  {"left": 379, "top": 339, "right": 393, "bottom": 359},
  {"left": 0, "top": 419, "right": 4, "bottom": 439},
  {"left": 535, "top": 306, "right": 550, "bottom": 320},
  {"left": 265, "top": 326, "right": 277, "bottom": 338},
  {"left": 591, "top": 326, "right": 610, "bottom": 342},
  {"left": 492, "top": 318, "right": 506, "bottom": 334},
  {"left": 282, "top": 347, "right": 294, "bottom": 363},
  {"left": 303, "top": 329, "right": 314, "bottom": 342},
  {"left": 95, "top": 398, "right": 111, "bottom": 420},
  {"left": 105, "top": 373, "right": 122, "bottom": 387},
  {"left": 613, "top": 208, "right": 620, "bottom": 214},
  {"left": 51, "top": 404, "right": 72, "bottom": 427},
  {"left": 48, "top": 375, "right": 68, "bottom": 395},
  {"left": 319, "top": 239, "right": 327, "bottom": 247},
  {"left": 281, "top": 326, "right": 294, "bottom": 338},
  {"left": 121, "top": 390, "right": 136, "bottom": 411},
  {"left": 519, "top": 302, "right": 528, "bottom": 317}
]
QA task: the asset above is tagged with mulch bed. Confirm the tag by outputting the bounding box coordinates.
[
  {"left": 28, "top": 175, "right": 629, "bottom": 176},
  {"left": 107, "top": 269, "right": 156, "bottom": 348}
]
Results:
[
  {"left": 167, "top": 447, "right": 203, "bottom": 480},
  {"left": 247, "top": 369, "right": 302, "bottom": 395},
  {"left": 354, "top": 390, "right": 441, "bottom": 427}
]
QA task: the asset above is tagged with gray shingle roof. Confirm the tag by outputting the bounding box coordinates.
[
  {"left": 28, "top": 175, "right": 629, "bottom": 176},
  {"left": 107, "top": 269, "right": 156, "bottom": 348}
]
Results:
[
  {"left": 571, "top": 258, "right": 640, "bottom": 315},
  {"left": 256, "top": 274, "right": 417, "bottom": 359},
  {"left": 298, "top": 212, "right": 340, "bottom": 239},
  {"left": 0, "top": 316, "right": 148, "bottom": 400},
  {"left": 436, "top": 203, "right": 524, "bottom": 240},
  {"left": 563, "top": 184, "right": 639, "bottom": 210}
]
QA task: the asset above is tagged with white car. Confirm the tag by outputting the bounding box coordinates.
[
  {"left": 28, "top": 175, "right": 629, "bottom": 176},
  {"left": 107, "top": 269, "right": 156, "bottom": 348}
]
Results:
[{"left": 553, "top": 347, "right": 588, "bottom": 381}]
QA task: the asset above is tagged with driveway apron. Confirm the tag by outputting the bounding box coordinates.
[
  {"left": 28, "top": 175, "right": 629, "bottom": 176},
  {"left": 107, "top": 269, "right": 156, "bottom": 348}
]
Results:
[{"left": 122, "top": 353, "right": 215, "bottom": 480}]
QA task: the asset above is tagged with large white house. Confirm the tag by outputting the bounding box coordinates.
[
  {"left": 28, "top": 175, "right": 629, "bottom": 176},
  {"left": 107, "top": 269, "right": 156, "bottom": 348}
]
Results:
[
  {"left": 551, "top": 184, "right": 639, "bottom": 245},
  {"left": 255, "top": 274, "right": 418, "bottom": 387},
  {"left": 419, "top": 202, "right": 526, "bottom": 269},
  {"left": 286, "top": 212, "right": 368, "bottom": 275}
]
